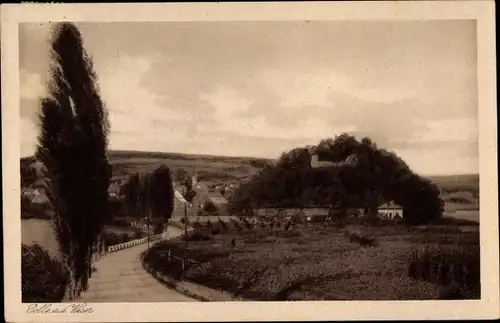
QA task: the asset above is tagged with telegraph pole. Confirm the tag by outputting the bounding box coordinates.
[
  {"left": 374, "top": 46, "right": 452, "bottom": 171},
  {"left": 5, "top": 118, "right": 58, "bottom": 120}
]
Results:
[
  {"left": 182, "top": 164, "right": 196, "bottom": 274},
  {"left": 148, "top": 210, "right": 151, "bottom": 249},
  {"left": 183, "top": 201, "right": 188, "bottom": 273}
]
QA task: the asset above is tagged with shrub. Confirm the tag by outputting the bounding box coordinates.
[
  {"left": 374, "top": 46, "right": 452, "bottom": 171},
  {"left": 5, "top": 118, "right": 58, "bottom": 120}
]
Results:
[
  {"left": 447, "top": 197, "right": 471, "bottom": 204},
  {"left": 22, "top": 244, "right": 69, "bottom": 302},
  {"left": 120, "top": 233, "right": 129, "bottom": 243},
  {"left": 243, "top": 220, "right": 254, "bottom": 230},
  {"left": 133, "top": 230, "right": 143, "bottom": 239},
  {"left": 277, "top": 230, "right": 301, "bottom": 238},
  {"left": 21, "top": 196, "right": 52, "bottom": 219},
  {"left": 184, "top": 231, "right": 211, "bottom": 241},
  {"left": 152, "top": 223, "right": 164, "bottom": 234},
  {"left": 107, "top": 217, "right": 131, "bottom": 227},
  {"left": 218, "top": 219, "right": 228, "bottom": 232},
  {"left": 192, "top": 221, "right": 202, "bottom": 230},
  {"left": 231, "top": 219, "right": 242, "bottom": 231},
  {"left": 142, "top": 243, "right": 184, "bottom": 280},
  {"left": 103, "top": 231, "right": 136, "bottom": 246},
  {"left": 103, "top": 232, "right": 118, "bottom": 246},
  {"left": 203, "top": 200, "right": 219, "bottom": 214},
  {"left": 284, "top": 221, "right": 291, "bottom": 231},
  {"left": 408, "top": 246, "right": 479, "bottom": 297},
  {"left": 344, "top": 231, "right": 377, "bottom": 247}
]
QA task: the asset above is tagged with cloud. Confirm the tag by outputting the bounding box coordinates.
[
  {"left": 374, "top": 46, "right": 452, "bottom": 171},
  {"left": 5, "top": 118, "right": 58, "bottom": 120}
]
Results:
[
  {"left": 20, "top": 117, "right": 39, "bottom": 157},
  {"left": 395, "top": 146, "right": 478, "bottom": 176},
  {"left": 409, "top": 117, "right": 478, "bottom": 143},
  {"left": 18, "top": 21, "right": 478, "bottom": 175},
  {"left": 259, "top": 68, "right": 415, "bottom": 107},
  {"left": 20, "top": 69, "right": 46, "bottom": 101}
]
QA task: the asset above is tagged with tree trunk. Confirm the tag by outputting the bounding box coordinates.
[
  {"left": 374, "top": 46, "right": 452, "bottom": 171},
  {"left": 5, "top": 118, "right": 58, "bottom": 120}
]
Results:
[
  {"left": 366, "top": 204, "right": 378, "bottom": 218},
  {"left": 63, "top": 259, "right": 77, "bottom": 301}
]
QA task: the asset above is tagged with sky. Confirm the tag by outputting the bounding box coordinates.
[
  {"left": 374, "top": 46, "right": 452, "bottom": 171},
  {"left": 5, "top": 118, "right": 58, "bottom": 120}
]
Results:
[{"left": 19, "top": 20, "right": 478, "bottom": 176}]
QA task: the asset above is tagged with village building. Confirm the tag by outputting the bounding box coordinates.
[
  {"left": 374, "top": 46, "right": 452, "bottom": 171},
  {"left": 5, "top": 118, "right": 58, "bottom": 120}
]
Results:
[
  {"left": 25, "top": 178, "right": 50, "bottom": 205},
  {"left": 21, "top": 161, "right": 50, "bottom": 206},
  {"left": 377, "top": 201, "right": 403, "bottom": 219},
  {"left": 108, "top": 178, "right": 126, "bottom": 199},
  {"left": 310, "top": 154, "right": 338, "bottom": 168}
]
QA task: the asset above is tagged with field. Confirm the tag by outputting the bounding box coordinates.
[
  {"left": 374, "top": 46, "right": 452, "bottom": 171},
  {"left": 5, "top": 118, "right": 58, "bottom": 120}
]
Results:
[
  {"left": 105, "top": 150, "right": 272, "bottom": 187},
  {"left": 21, "top": 219, "right": 60, "bottom": 259},
  {"left": 144, "top": 219, "right": 480, "bottom": 301},
  {"left": 429, "top": 174, "right": 480, "bottom": 215},
  {"left": 21, "top": 219, "right": 147, "bottom": 260}
]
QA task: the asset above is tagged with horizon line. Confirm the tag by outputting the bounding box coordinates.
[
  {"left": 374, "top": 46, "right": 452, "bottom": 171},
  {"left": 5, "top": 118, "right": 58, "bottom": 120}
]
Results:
[{"left": 20, "top": 149, "right": 479, "bottom": 178}]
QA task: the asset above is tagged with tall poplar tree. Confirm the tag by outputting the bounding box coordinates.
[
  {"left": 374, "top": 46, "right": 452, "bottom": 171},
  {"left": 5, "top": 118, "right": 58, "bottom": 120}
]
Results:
[{"left": 36, "top": 23, "right": 112, "bottom": 299}]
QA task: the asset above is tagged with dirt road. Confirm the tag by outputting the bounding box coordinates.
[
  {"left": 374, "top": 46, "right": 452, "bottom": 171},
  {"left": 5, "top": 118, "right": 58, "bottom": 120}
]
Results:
[{"left": 77, "top": 226, "right": 196, "bottom": 302}]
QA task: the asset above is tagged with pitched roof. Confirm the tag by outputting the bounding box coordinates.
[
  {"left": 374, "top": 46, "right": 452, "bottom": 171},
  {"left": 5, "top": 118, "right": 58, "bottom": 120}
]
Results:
[{"left": 378, "top": 201, "right": 403, "bottom": 209}]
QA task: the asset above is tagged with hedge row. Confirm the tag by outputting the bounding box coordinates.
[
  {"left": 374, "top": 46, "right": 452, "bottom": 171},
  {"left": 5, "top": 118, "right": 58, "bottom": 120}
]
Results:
[{"left": 22, "top": 244, "right": 69, "bottom": 302}]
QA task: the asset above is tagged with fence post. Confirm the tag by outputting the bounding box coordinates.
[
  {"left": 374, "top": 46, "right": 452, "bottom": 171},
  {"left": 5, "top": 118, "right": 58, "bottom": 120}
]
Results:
[
  {"left": 168, "top": 249, "right": 171, "bottom": 262},
  {"left": 462, "top": 263, "right": 468, "bottom": 289},
  {"left": 449, "top": 263, "right": 455, "bottom": 287}
]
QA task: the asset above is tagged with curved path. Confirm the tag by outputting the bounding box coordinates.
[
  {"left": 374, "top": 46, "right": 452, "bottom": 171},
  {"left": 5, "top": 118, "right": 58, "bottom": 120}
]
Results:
[{"left": 78, "top": 227, "right": 196, "bottom": 302}]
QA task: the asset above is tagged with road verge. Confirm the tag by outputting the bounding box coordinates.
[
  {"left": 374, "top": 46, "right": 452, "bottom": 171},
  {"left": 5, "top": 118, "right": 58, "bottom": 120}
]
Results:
[{"left": 140, "top": 243, "right": 245, "bottom": 302}]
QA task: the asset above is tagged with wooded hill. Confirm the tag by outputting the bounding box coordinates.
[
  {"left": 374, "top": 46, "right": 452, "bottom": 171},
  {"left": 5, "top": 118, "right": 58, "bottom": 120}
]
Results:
[{"left": 228, "top": 133, "right": 444, "bottom": 225}]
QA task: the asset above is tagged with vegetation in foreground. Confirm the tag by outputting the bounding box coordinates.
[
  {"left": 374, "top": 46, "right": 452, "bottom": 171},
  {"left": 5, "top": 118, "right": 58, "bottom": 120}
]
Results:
[
  {"left": 143, "top": 219, "right": 479, "bottom": 301},
  {"left": 22, "top": 244, "right": 69, "bottom": 302},
  {"left": 102, "top": 225, "right": 147, "bottom": 246}
]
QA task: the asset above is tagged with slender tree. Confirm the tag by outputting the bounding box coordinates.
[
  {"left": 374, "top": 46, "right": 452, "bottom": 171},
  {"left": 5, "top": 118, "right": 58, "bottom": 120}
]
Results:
[
  {"left": 123, "top": 173, "right": 141, "bottom": 217},
  {"left": 149, "top": 165, "right": 175, "bottom": 232},
  {"left": 35, "top": 23, "right": 111, "bottom": 299}
]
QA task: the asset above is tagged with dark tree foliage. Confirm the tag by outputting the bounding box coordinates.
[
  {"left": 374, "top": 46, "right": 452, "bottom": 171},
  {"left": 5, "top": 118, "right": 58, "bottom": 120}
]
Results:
[
  {"left": 20, "top": 163, "right": 37, "bottom": 187},
  {"left": 389, "top": 175, "right": 444, "bottom": 224},
  {"left": 203, "top": 200, "right": 219, "bottom": 214},
  {"left": 173, "top": 167, "right": 192, "bottom": 185},
  {"left": 276, "top": 147, "right": 311, "bottom": 169},
  {"left": 122, "top": 166, "right": 175, "bottom": 224},
  {"left": 35, "top": 23, "right": 111, "bottom": 299},
  {"left": 229, "top": 133, "right": 444, "bottom": 224},
  {"left": 149, "top": 165, "right": 175, "bottom": 220},
  {"left": 122, "top": 173, "right": 141, "bottom": 217}
]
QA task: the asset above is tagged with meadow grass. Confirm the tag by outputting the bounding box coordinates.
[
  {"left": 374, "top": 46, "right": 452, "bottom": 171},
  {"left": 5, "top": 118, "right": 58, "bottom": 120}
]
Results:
[{"left": 145, "top": 220, "right": 479, "bottom": 301}]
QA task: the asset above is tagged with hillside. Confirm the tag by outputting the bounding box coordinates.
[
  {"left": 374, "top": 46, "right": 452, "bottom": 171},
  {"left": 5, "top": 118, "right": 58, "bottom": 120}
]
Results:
[
  {"left": 20, "top": 151, "right": 479, "bottom": 214},
  {"left": 428, "top": 174, "right": 479, "bottom": 212},
  {"left": 21, "top": 151, "right": 275, "bottom": 188}
]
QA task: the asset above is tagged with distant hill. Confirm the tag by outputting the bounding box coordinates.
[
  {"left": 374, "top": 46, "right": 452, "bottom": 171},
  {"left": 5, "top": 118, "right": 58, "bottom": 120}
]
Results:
[
  {"left": 20, "top": 152, "right": 480, "bottom": 211},
  {"left": 21, "top": 150, "right": 275, "bottom": 187},
  {"left": 426, "top": 174, "right": 479, "bottom": 212},
  {"left": 107, "top": 150, "right": 275, "bottom": 164}
]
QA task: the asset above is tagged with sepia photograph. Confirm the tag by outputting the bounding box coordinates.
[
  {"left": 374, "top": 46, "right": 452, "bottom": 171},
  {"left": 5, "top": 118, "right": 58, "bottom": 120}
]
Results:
[{"left": 2, "top": 1, "right": 498, "bottom": 322}]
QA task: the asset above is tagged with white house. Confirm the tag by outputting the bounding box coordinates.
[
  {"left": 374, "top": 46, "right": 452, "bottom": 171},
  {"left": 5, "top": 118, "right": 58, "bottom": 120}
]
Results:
[{"left": 377, "top": 201, "right": 403, "bottom": 219}]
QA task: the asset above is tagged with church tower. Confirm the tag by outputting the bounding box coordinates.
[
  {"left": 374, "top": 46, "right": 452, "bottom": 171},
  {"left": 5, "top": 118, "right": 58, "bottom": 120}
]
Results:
[{"left": 191, "top": 164, "right": 197, "bottom": 186}]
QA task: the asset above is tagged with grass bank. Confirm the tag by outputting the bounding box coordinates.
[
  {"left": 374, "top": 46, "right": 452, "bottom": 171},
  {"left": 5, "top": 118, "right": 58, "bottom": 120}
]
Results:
[{"left": 142, "top": 219, "right": 479, "bottom": 301}]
